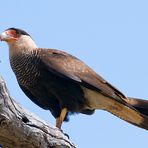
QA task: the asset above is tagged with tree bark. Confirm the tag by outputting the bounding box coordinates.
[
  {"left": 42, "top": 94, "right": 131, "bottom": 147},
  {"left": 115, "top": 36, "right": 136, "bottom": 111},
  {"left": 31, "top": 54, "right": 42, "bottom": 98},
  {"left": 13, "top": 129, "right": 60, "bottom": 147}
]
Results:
[{"left": 0, "top": 75, "right": 76, "bottom": 148}]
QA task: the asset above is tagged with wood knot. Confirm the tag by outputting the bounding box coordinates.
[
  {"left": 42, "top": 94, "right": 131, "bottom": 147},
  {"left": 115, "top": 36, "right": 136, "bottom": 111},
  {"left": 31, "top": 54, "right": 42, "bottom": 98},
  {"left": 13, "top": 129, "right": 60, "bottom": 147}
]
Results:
[{"left": 22, "top": 115, "right": 29, "bottom": 123}]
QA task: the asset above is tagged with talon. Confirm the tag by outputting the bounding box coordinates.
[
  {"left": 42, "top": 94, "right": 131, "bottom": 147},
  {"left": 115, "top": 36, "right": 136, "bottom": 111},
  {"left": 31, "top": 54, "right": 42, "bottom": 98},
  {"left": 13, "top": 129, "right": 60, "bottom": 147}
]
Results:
[
  {"left": 64, "top": 133, "right": 70, "bottom": 139},
  {"left": 58, "top": 128, "right": 70, "bottom": 139}
]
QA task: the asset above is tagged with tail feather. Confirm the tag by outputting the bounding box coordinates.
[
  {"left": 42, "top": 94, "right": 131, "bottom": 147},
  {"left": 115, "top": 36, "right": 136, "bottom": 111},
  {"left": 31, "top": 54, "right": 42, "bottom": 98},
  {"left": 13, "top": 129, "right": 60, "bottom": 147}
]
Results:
[
  {"left": 83, "top": 87, "right": 148, "bottom": 130},
  {"left": 127, "top": 97, "right": 148, "bottom": 117}
]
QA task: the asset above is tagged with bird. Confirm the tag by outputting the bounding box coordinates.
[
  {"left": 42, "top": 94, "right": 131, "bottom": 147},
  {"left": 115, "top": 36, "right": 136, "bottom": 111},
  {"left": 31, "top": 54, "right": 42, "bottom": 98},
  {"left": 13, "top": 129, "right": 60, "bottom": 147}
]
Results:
[{"left": 0, "top": 27, "right": 148, "bottom": 130}]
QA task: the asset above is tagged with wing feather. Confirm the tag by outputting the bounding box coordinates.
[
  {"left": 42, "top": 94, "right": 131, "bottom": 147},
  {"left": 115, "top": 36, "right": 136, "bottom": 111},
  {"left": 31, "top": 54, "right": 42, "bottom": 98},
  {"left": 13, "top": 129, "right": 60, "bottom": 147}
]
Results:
[{"left": 38, "top": 48, "right": 126, "bottom": 102}]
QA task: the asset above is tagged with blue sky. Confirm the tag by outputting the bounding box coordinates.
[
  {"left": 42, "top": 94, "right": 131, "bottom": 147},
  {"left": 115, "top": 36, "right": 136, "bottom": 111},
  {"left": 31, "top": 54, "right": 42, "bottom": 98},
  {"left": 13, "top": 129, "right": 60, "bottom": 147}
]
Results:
[{"left": 0, "top": 0, "right": 148, "bottom": 147}]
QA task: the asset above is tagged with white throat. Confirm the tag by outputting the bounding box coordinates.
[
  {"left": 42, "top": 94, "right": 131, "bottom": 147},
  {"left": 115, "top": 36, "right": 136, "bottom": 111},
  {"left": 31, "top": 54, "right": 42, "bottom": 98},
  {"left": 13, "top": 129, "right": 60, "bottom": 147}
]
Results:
[{"left": 8, "top": 35, "right": 38, "bottom": 56}]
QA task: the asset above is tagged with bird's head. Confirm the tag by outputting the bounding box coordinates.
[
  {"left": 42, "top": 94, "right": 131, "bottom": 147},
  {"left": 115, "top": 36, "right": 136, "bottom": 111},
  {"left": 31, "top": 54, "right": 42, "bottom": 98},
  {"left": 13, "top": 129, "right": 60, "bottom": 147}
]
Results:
[
  {"left": 0, "top": 28, "right": 31, "bottom": 42},
  {"left": 0, "top": 28, "right": 37, "bottom": 54}
]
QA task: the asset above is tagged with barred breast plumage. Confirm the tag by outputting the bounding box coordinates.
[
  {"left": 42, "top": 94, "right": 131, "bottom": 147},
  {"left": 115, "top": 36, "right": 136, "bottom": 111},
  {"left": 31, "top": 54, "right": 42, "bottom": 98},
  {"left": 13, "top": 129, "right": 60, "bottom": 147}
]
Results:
[{"left": 10, "top": 50, "right": 40, "bottom": 87}]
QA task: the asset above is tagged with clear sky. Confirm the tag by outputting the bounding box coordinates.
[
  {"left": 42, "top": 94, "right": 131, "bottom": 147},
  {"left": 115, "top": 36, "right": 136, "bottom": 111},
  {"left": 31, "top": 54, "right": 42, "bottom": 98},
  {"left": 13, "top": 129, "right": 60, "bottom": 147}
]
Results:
[{"left": 0, "top": 0, "right": 148, "bottom": 147}]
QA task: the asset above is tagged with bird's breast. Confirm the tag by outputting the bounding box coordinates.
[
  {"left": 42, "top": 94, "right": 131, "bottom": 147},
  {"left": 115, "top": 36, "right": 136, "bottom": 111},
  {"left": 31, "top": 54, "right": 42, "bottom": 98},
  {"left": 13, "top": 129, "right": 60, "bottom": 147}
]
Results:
[{"left": 10, "top": 54, "right": 40, "bottom": 87}]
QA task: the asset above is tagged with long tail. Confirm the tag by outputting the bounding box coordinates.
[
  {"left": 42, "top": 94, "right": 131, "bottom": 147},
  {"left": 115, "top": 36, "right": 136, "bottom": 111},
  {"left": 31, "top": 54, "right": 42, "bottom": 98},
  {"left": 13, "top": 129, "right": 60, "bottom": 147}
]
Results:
[
  {"left": 126, "top": 97, "right": 148, "bottom": 117},
  {"left": 83, "top": 88, "right": 148, "bottom": 130}
]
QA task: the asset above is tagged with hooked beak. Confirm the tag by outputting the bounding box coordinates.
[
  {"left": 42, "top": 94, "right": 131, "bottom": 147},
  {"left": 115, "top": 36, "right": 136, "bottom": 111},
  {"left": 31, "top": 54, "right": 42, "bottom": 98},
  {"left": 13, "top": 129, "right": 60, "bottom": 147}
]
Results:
[
  {"left": 0, "top": 32, "right": 11, "bottom": 41},
  {"left": 0, "top": 31, "right": 18, "bottom": 42}
]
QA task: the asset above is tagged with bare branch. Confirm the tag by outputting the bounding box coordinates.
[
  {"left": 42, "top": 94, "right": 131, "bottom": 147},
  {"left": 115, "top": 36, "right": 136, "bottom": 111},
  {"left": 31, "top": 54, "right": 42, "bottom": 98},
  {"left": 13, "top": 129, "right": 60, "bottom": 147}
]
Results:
[{"left": 0, "top": 75, "right": 76, "bottom": 148}]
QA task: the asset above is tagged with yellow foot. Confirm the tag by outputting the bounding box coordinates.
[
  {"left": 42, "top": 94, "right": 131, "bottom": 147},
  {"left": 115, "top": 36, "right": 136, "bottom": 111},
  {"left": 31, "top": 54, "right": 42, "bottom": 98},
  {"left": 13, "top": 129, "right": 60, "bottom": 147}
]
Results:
[{"left": 56, "top": 108, "right": 68, "bottom": 129}]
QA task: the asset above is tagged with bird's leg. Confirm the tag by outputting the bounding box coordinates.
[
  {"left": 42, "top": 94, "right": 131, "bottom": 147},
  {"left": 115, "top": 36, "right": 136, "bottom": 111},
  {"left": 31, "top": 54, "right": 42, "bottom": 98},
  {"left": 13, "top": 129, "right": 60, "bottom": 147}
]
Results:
[{"left": 56, "top": 108, "right": 68, "bottom": 129}]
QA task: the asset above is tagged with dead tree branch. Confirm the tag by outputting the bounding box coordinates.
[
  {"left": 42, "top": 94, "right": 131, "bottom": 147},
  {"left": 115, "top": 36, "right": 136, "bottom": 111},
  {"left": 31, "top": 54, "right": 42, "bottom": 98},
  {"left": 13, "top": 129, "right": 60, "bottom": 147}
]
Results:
[{"left": 0, "top": 75, "right": 76, "bottom": 148}]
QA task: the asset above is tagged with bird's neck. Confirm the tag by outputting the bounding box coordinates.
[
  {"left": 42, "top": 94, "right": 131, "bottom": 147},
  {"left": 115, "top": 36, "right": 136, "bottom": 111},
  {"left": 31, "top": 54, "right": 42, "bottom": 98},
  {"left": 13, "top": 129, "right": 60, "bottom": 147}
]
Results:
[{"left": 8, "top": 35, "right": 38, "bottom": 57}]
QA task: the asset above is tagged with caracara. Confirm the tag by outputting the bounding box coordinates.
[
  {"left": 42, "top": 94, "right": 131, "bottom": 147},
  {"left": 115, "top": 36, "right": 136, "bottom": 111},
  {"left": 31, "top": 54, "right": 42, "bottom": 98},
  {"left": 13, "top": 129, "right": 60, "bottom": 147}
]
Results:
[{"left": 0, "top": 27, "right": 148, "bottom": 130}]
